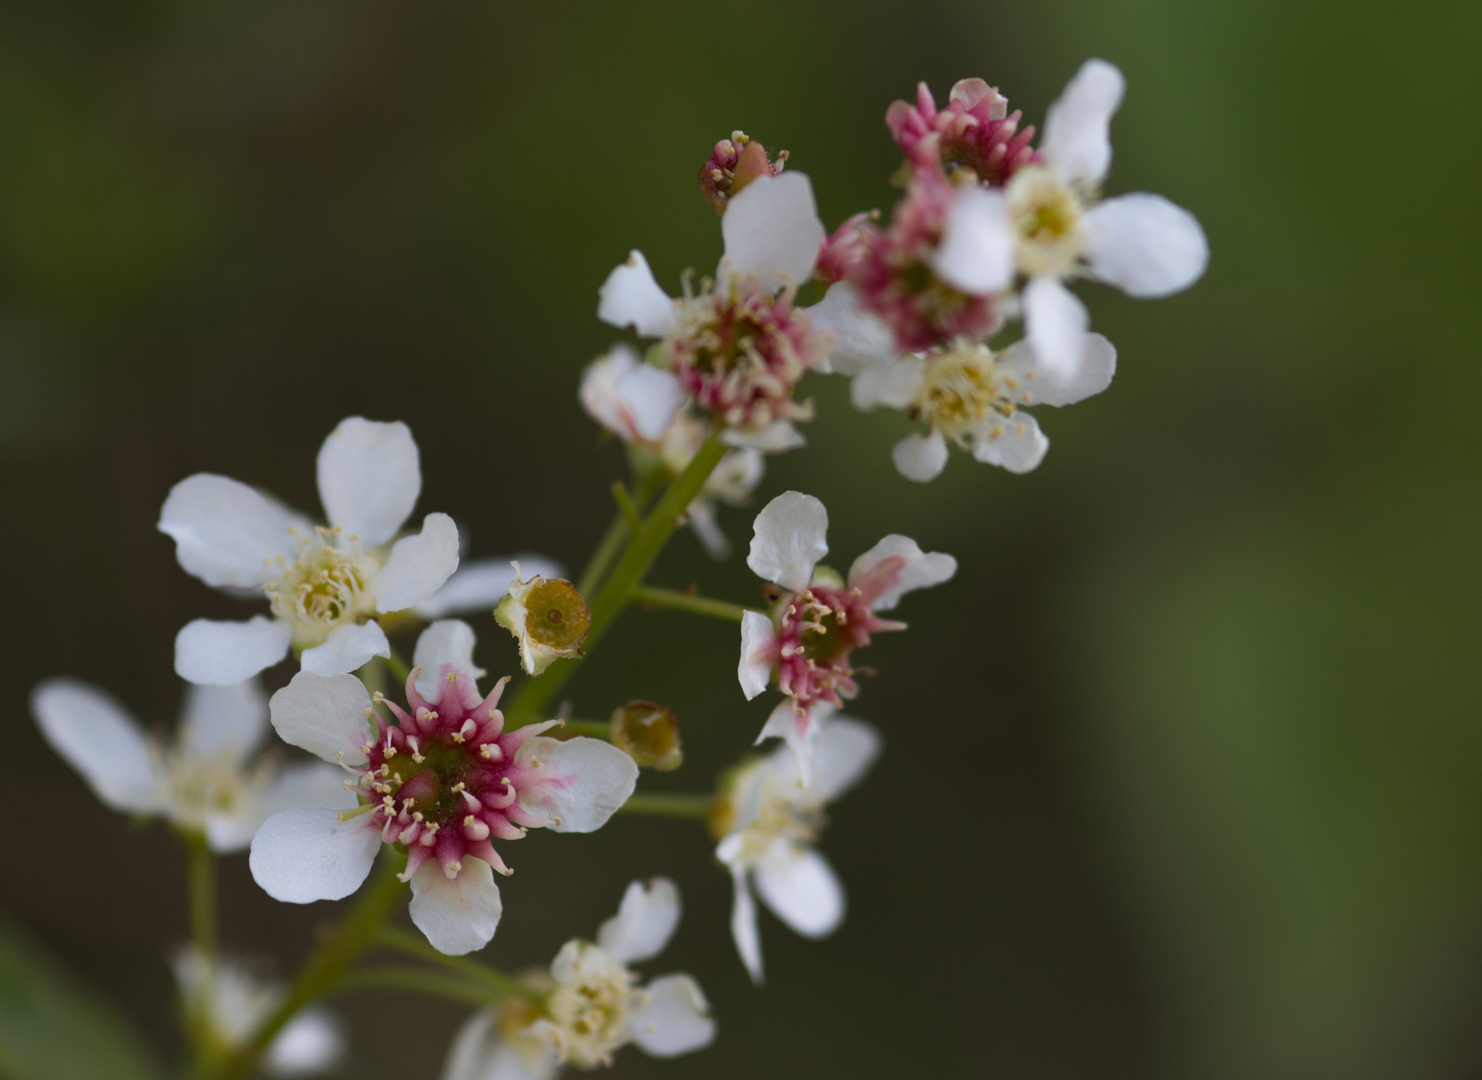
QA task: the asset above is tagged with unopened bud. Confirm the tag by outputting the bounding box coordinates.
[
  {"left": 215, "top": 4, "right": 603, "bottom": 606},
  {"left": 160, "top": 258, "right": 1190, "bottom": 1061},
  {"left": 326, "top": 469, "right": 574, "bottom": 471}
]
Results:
[
  {"left": 699, "top": 131, "right": 789, "bottom": 214},
  {"left": 495, "top": 567, "right": 591, "bottom": 676},
  {"left": 608, "top": 700, "right": 683, "bottom": 771}
]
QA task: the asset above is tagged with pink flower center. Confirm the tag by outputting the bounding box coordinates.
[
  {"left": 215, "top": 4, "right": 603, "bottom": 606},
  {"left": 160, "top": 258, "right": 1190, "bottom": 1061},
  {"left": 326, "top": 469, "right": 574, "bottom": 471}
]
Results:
[
  {"left": 354, "top": 669, "right": 550, "bottom": 881},
  {"left": 773, "top": 583, "right": 894, "bottom": 712}
]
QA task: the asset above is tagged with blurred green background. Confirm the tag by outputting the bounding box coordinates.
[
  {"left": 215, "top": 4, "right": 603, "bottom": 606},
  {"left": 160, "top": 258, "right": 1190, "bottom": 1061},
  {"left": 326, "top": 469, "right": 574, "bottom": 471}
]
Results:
[{"left": 2, "top": 0, "right": 1480, "bottom": 1077}]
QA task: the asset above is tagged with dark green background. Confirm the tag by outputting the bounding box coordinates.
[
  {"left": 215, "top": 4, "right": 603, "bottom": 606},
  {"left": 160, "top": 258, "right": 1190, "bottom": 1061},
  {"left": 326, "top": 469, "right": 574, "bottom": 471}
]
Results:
[{"left": 3, "top": 1, "right": 1479, "bottom": 1077}]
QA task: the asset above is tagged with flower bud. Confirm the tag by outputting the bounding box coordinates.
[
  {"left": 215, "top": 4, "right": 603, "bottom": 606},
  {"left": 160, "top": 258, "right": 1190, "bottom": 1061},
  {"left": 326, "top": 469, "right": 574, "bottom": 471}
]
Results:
[
  {"left": 608, "top": 700, "right": 682, "bottom": 771},
  {"left": 495, "top": 569, "right": 591, "bottom": 676},
  {"left": 698, "top": 131, "right": 788, "bottom": 213}
]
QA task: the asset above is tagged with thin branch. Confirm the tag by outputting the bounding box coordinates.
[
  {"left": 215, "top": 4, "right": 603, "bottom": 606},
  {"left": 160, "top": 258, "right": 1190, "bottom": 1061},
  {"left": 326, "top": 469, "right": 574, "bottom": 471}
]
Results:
[{"left": 631, "top": 585, "right": 751, "bottom": 622}]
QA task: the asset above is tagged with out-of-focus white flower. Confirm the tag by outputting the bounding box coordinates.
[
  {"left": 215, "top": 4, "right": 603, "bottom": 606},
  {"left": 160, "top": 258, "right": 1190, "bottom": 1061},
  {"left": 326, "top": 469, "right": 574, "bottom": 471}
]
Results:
[
  {"left": 943, "top": 59, "right": 1208, "bottom": 375},
  {"left": 173, "top": 947, "right": 342, "bottom": 1077},
  {"left": 714, "top": 718, "right": 880, "bottom": 984},
  {"left": 158, "top": 417, "right": 460, "bottom": 685},
  {"left": 851, "top": 332, "right": 1116, "bottom": 480},
  {"left": 31, "top": 678, "right": 352, "bottom": 852},
  {"left": 580, "top": 345, "right": 765, "bottom": 558},
  {"left": 248, "top": 621, "right": 637, "bottom": 955},
  {"left": 443, "top": 878, "right": 714, "bottom": 1078},
  {"left": 738, "top": 491, "right": 954, "bottom": 779},
  {"left": 597, "top": 173, "right": 828, "bottom": 447}
]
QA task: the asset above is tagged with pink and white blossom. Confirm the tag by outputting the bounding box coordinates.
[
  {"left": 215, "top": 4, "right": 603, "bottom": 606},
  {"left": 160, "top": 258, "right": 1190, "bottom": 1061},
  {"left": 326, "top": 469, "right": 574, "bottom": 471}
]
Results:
[
  {"left": 738, "top": 491, "right": 955, "bottom": 779},
  {"left": 597, "top": 173, "right": 829, "bottom": 446},
  {"left": 852, "top": 332, "right": 1117, "bottom": 480},
  {"left": 714, "top": 718, "right": 880, "bottom": 983},
  {"left": 886, "top": 77, "right": 1040, "bottom": 186},
  {"left": 31, "top": 677, "right": 353, "bottom": 852},
  {"left": 158, "top": 417, "right": 460, "bottom": 685},
  {"left": 248, "top": 620, "right": 637, "bottom": 955}
]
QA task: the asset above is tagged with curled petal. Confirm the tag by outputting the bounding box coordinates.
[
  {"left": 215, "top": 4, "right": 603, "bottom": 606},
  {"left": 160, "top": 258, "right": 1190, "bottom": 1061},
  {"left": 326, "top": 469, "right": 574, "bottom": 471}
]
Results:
[
  {"left": 996, "top": 332, "right": 1117, "bottom": 408},
  {"left": 848, "top": 534, "right": 957, "bottom": 611},
  {"left": 727, "top": 865, "right": 764, "bottom": 985},
  {"left": 596, "top": 877, "right": 681, "bottom": 965},
  {"left": 738, "top": 611, "right": 778, "bottom": 700},
  {"left": 616, "top": 366, "right": 688, "bottom": 442},
  {"left": 971, "top": 410, "right": 1050, "bottom": 474},
  {"left": 627, "top": 973, "right": 716, "bottom": 1058}
]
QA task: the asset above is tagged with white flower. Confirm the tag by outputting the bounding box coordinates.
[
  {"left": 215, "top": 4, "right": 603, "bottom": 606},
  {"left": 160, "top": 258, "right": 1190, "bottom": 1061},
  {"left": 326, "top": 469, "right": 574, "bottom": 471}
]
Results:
[
  {"left": 248, "top": 621, "right": 638, "bottom": 955},
  {"left": 443, "top": 1007, "right": 558, "bottom": 1080},
  {"left": 944, "top": 59, "right": 1209, "bottom": 375},
  {"left": 715, "top": 718, "right": 880, "bottom": 984},
  {"left": 851, "top": 332, "right": 1117, "bottom": 480},
  {"left": 580, "top": 345, "right": 765, "bottom": 558},
  {"left": 596, "top": 172, "right": 827, "bottom": 448},
  {"left": 173, "top": 947, "right": 342, "bottom": 1077},
  {"left": 158, "top": 417, "right": 460, "bottom": 685},
  {"left": 31, "top": 677, "right": 353, "bottom": 852},
  {"left": 738, "top": 491, "right": 955, "bottom": 779}
]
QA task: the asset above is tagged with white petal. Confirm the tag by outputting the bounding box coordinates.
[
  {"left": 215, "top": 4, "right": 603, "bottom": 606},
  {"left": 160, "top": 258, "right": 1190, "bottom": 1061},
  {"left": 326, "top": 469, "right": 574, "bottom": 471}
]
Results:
[
  {"left": 971, "top": 410, "right": 1050, "bottom": 473},
  {"left": 597, "top": 250, "right": 675, "bottom": 336},
  {"left": 753, "top": 844, "right": 845, "bottom": 938},
  {"left": 299, "top": 622, "right": 390, "bottom": 677},
  {"left": 1023, "top": 275, "right": 1089, "bottom": 379},
  {"left": 315, "top": 417, "right": 421, "bottom": 547},
  {"left": 932, "top": 186, "right": 1015, "bottom": 295},
  {"left": 891, "top": 430, "right": 949, "bottom": 483},
  {"left": 597, "top": 878, "right": 681, "bottom": 965},
  {"left": 738, "top": 611, "right": 777, "bottom": 700},
  {"left": 413, "top": 619, "right": 486, "bottom": 704},
  {"left": 1040, "top": 58, "right": 1125, "bottom": 185},
  {"left": 756, "top": 698, "right": 822, "bottom": 786},
  {"left": 719, "top": 172, "right": 824, "bottom": 291},
  {"left": 31, "top": 679, "right": 157, "bottom": 813},
  {"left": 615, "top": 366, "right": 687, "bottom": 441},
  {"left": 157, "top": 474, "right": 300, "bottom": 589},
  {"left": 268, "top": 671, "right": 372, "bottom": 766},
  {"left": 259, "top": 761, "right": 361, "bottom": 816},
  {"left": 809, "top": 717, "right": 882, "bottom": 802},
  {"left": 847, "top": 534, "right": 958, "bottom": 611},
  {"left": 264, "top": 1008, "right": 343, "bottom": 1077},
  {"left": 727, "top": 866, "right": 764, "bottom": 985},
  {"left": 628, "top": 973, "right": 716, "bottom": 1058},
  {"left": 686, "top": 500, "right": 730, "bottom": 560},
  {"left": 416, "top": 555, "right": 566, "bottom": 620},
  {"left": 516, "top": 736, "right": 638, "bottom": 833},
  {"left": 1082, "top": 193, "right": 1209, "bottom": 298},
  {"left": 721, "top": 420, "right": 806, "bottom": 453},
  {"left": 178, "top": 680, "right": 268, "bottom": 765},
  {"left": 806, "top": 282, "right": 899, "bottom": 376},
  {"left": 375, "top": 512, "right": 460, "bottom": 612},
  {"left": 851, "top": 358, "right": 924, "bottom": 412},
  {"left": 997, "top": 331, "right": 1117, "bottom": 407},
  {"left": 579, "top": 344, "right": 643, "bottom": 438},
  {"left": 175, "top": 617, "right": 292, "bottom": 686},
  {"left": 409, "top": 857, "right": 503, "bottom": 956},
  {"left": 442, "top": 1011, "right": 558, "bottom": 1080},
  {"left": 248, "top": 808, "right": 380, "bottom": 903},
  {"left": 747, "top": 491, "right": 828, "bottom": 591}
]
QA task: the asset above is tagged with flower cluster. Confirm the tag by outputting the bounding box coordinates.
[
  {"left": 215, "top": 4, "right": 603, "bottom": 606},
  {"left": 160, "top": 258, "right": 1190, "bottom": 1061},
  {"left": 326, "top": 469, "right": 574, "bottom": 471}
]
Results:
[{"left": 29, "top": 55, "right": 1204, "bottom": 1080}]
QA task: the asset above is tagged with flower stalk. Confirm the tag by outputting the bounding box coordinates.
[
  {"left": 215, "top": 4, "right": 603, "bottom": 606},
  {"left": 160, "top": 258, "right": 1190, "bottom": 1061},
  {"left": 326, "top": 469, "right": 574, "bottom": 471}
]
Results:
[{"left": 630, "top": 585, "right": 750, "bottom": 622}]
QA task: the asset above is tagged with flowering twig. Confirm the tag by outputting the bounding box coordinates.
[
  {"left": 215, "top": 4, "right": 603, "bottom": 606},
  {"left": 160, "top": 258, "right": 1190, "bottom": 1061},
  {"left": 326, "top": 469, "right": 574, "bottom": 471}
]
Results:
[{"left": 630, "top": 585, "right": 750, "bottom": 622}]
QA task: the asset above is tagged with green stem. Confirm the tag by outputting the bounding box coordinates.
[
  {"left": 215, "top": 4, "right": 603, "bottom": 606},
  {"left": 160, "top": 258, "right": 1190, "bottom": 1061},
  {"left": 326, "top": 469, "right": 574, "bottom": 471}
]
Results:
[
  {"left": 611, "top": 481, "right": 643, "bottom": 533},
  {"left": 559, "top": 719, "right": 611, "bottom": 739},
  {"left": 373, "top": 927, "right": 542, "bottom": 1003},
  {"left": 508, "top": 434, "right": 728, "bottom": 724},
  {"left": 202, "top": 853, "right": 408, "bottom": 1080},
  {"left": 327, "top": 967, "right": 495, "bottom": 1007},
  {"left": 619, "top": 793, "right": 715, "bottom": 820},
  {"left": 386, "top": 650, "right": 411, "bottom": 686},
  {"left": 630, "top": 585, "right": 751, "bottom": 622},
  {"left": 575, "top": 471, "right": 662, "bottom": 599},
  {"left": 185, "top": 833, "right": 216, "bottom": 961}
]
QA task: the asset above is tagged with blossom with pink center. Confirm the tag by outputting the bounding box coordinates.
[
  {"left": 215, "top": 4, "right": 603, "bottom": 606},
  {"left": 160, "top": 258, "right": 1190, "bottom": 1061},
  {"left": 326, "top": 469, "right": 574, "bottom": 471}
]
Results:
[
  {"left": 844, "top": 172, "right": 1014, "bottom": 354},
  {"left": 886, "top": 78, "right": 1040, "bottom": 186},
  {"left": 851, "top": 332, "right": 1117, "bottom": 480},
  {"left": 248, "top": 620, "right": 638, "bottom": 955},
  {"left": 698, "top": 131, "right": 788, "bottom": 213},
  {"left": 31, "top": 677, "right": 352, "bottom": 852},
  {"left": 736, "top": 491, "right": 955, "bottom": 779},
  {"left": 158, "top": 417, "right": 460, "bottom": 685},
  {"left": 713, "top": 717, "right": 880, "bottom": 984},
  {"left": 597, "top": 171, "right": 829, "bottom": 450}
]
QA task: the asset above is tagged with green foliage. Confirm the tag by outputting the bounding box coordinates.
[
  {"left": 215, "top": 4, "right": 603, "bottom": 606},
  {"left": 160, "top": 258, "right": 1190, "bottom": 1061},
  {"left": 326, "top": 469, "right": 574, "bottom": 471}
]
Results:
[{"left": 0, "top": 917, "right": 162, "bottom": 1080}]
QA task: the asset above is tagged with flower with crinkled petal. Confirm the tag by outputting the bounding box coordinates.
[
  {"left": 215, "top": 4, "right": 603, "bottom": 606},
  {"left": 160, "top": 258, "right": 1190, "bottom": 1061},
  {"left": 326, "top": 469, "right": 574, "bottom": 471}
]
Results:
[
  {"left": 173, "top": 947, "right": 343, "bottom": 1077},
  {"left": 30, "top": 677, "right": 353, "bottom": 852},
  {"left": 158, "top": 417, "right": 461, "bottom": 685},
  {"left": 248, "top": 620, "right": 637, "bottom": 955},
  {"left": 444, "top": 878, "right": 714, "bottom": 1077},
  {"left": 713, "top": 718, "right": 880, "bottom": 984},
  {"left": 851, "top": 332, "right": 1117, "bottom": 480},
  {"left": 737, "top": 491, "right": 954, "bottom": 779},
  {"left": 597, "top": 172, "right": 830, "bottom": 448}
]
